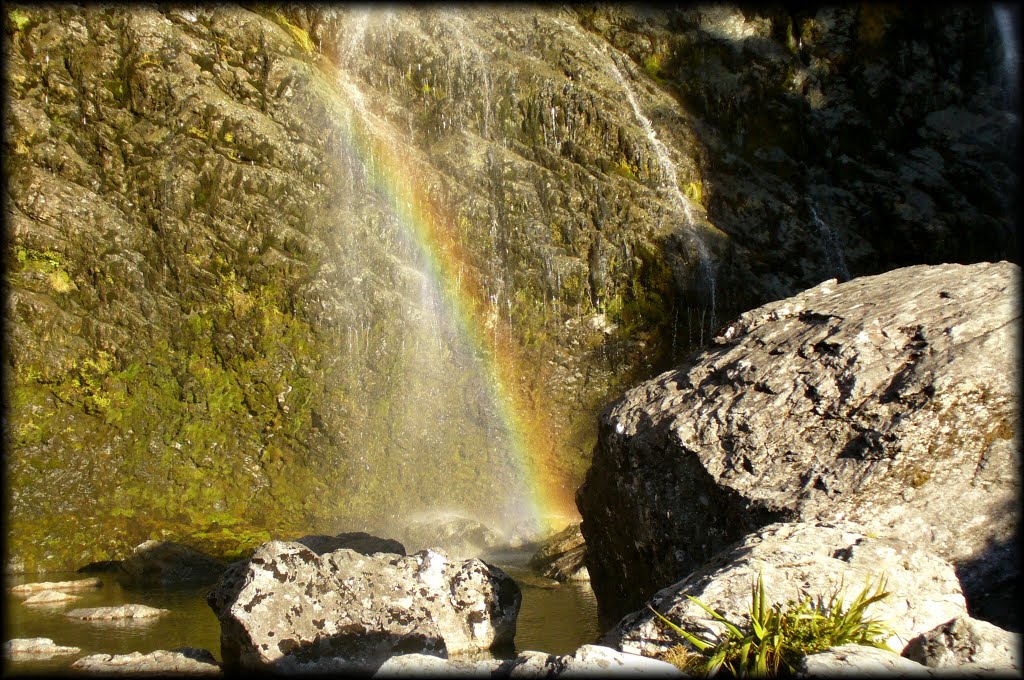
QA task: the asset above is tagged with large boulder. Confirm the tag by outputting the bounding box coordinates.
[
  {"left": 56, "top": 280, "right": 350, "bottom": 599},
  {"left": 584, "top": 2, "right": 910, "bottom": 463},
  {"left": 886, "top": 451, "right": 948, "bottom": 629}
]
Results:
[
  {"left": 577, "top": 262, "right": 1020, "bottom": 625},
  {"left": 603, "top": 521, "right": 966, "bottom": 657},
  {"left": 292, "top": 531, "right": 406, "bottom": 556},
  {"left": 206, "top": 540, "right": 520, "bottom": 673},
  {"left": 118, "top": 540, "right": 227, "bottom": 587},
  {"left": 528, "top": 523, "right": 589, "bottom": 582}
]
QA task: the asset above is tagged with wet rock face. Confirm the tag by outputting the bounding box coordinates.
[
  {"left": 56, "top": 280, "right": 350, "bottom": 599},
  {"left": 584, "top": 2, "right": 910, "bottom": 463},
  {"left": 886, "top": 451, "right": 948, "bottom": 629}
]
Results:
[
  {"left": 581, "top": 6, "right": 1019, "bottom": 305},
  {"left": 5, "top": 5, "right": 1017, "bottom": 573},
  {"left": 528, "top": 522, "right": 589, "bottom": 582},
  {"left": 578, "top": 261, "right": 1020, "bottom": 625},
  {"left": 206, "top": 540, "right": 520, "bottom": 673}
]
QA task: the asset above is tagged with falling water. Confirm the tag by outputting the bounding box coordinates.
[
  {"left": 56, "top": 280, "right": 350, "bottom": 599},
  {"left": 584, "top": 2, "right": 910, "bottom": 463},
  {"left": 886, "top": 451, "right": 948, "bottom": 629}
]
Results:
[
  {"left": 993, "top": 4, "right": 1020, "bottom": 108},
  {"left": 810, "top": 204, "right": 851, "bottom": 282},
  {"left": 558, "top": 17, "right": 718, "bottom": 331}
]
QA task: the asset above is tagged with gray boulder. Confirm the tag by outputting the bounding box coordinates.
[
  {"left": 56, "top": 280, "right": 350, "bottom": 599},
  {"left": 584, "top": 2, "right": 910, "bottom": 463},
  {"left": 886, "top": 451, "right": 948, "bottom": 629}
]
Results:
[
  {"left": 118, "top": 540, "right": 226, "bottom": 587},
  {"left": 903, "top": 615, "right": 1021, "bottom": 670},
  {"left": 528, "top": 523, "right": 589, "bottom": 582},
  {"left": 206, "top": 540, "right": 520, "bottom": 673},
  {"left": 71, "top": 647, "right": 221, "bottom": 675},
  {"left": 292, "top": 531, "right": 406, "bottom": 556},
  {"left": 604, "top": 521, "right": 966, "bottom": 657},
  {"left": 577, "top": 262, "right": 1020, "bottom": 625}
]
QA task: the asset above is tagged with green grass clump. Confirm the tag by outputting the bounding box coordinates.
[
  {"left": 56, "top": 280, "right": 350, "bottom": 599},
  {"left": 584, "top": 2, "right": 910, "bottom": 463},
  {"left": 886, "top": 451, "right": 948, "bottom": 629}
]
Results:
[{"left": 651, "top": 572, "right": 893, "bottom": 678}]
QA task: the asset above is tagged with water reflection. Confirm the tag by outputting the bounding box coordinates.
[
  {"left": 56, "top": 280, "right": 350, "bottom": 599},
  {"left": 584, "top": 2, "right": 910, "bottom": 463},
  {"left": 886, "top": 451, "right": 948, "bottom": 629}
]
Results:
[{"left": 4, "top": 554, "right": 600, "bottom": 673}]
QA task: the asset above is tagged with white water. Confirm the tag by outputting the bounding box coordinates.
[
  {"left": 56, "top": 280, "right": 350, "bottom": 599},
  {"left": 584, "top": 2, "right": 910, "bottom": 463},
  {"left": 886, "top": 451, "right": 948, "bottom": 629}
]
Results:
[
  {"left": 994, "top": 4, "right": 1020, "bottom": 107},
  {"left": 558, "top": 18, "right": 718, "bottom": 329},
  {"left": 810, "top": 204, "right": 851, "bottom": 282}
]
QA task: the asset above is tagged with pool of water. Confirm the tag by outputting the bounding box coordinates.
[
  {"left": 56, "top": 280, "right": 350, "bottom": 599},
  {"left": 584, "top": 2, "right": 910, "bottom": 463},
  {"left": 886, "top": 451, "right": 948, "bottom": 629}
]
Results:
[{"left": 3, "top": 553, "right": 600, "bottom": 674}]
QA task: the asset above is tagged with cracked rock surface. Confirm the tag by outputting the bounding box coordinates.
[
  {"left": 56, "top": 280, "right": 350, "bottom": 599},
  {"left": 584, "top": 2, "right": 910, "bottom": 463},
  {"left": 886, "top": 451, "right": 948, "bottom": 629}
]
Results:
[
  {"left": 578, "top": 261, "right": 1020, "bottom": 627},
  {"left": 206, "top": 540, "right": 520, "bottom": 673}
]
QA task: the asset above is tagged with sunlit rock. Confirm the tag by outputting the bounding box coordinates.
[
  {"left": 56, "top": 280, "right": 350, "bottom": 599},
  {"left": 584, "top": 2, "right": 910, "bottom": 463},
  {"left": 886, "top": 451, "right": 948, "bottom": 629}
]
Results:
[
  {"left": 66, "top": 604, "right": 170, "bottom": 620},
  {"left": 603, "top": 521, "right": 966, "bottom": 657},
  {"left": 2, "top": 637, "right": 81, "bottom": 659},
  {"left": 207, "top": 540, "right": 520, "bottom": 673},
  {"left": 22, "top": 589, "right": 80, "bottom": 605},
  {"left": 797, "top": 644, "right": 931, "bottom": 677},
  {"left": 71, "top": 648, "right": 221, "bottom": 675},
  {"left": 578, "top": 262, "right": 1020, "bottom": 626},
  {"left": 9, "top": 577, "right": 102, "bottom": 594}
]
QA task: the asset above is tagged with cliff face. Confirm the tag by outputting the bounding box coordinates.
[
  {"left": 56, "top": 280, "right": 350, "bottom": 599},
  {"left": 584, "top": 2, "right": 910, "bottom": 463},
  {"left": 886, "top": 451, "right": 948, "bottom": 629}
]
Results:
[{"left": 3, "top": 5, "right": 1016, "bottom": 571}]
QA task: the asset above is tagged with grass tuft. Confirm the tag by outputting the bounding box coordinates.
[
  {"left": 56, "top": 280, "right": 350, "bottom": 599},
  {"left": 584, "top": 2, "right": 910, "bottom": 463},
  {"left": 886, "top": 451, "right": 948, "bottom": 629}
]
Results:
[{"left": 651, "top": 571, "right": 893, "bottom": 677}]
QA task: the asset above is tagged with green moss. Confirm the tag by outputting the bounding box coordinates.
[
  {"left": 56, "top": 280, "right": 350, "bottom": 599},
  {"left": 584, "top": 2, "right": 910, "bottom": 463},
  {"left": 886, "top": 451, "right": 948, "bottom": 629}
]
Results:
[{"left": 8, "top": 8, "right": 30, "bottom": 32}]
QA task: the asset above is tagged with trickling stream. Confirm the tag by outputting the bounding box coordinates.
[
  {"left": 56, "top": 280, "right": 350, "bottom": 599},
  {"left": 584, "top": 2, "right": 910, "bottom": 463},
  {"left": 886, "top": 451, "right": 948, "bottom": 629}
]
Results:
[
  {"left": 810, "top": 204, "right": 851, "bottom": 282},
  {"left": 560, "top": 18, "right": 719, "bottom": 332}
]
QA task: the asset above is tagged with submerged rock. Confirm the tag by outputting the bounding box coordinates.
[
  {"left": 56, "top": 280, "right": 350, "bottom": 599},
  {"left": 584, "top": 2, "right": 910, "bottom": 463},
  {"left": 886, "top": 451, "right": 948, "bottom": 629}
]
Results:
[
  {"left": 207, "top": 540, "right": 520, "bottom": 673},
  {"left": 9, "top": 577, "right": 102, "bottom": 594},
  {"left": 71, "top": 647, "right": 221, "bottom": 675},
  {"left": 604, "top": 522, "right": 966, "bottom": 657},
  {"left": 903, "top": 615, "right": 1021, "bottom": 670},
  {"left": 578, "top": 262, "right": 1020, "bottom": 625},
  {"left": 292, "top": 531, "right": 406, "bottom": 556},
  {"left": 22, "top": 589, "right": 80, "bottom": 605},
  {"left": 118, "top": 540, "right": 226, "bottom": 587},
  {"left": 2, "top": 637, "right": 81, "bottom": 659},
  {"left": 66, "top": 604, "right": 170, "bottom": 620},
  {"left": 528, "top": 523, "right": 589, "bottom": 582}
]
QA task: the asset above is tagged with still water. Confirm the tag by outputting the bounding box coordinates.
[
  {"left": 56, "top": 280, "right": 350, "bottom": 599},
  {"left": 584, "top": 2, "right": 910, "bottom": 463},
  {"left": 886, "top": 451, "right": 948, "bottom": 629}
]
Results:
[{"left": 3, "top": 552, "right": 600, "bottom": 674}]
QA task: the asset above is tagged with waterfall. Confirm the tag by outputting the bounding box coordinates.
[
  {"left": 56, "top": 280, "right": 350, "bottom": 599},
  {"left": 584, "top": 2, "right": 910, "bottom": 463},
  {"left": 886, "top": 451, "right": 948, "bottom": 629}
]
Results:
[
  {"left": 810, "top": 204, "right": 851, "bottom": 282},
  {"left": 994, "top": 4, "right": 1020, "bottom": 109},
  {"left": 558, "top": 17, "right": 718, "bottom": 331}
]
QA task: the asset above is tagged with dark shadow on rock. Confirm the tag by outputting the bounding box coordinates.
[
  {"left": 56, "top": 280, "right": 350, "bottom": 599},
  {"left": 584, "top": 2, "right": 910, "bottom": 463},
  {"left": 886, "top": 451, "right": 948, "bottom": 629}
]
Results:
[
  {"left": 955, "top": 530, "right": 1021, "bottom": 633},
  {"left": 255, "top": 632, "right": 450, "bottom": 677},
  {"left": 291, "top": 532, "right": 406, "bottom": 557},
  {"left": 76, "top": 560, "right": 123, "bottom": 573}
]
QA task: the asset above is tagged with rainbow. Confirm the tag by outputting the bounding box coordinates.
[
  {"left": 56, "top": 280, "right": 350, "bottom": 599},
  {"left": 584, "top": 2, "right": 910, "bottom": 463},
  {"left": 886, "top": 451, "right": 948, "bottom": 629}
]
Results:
[{"left": 331, "top": 71, "right": 576, "bottom": 530}]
